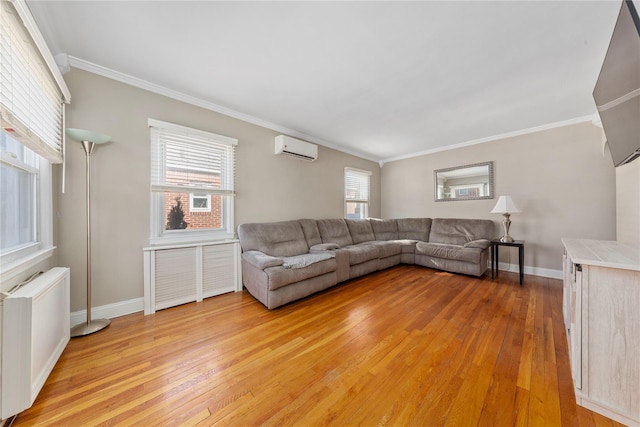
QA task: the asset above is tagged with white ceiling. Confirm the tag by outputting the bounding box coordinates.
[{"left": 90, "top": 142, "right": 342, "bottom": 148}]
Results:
[{"left": 27, "top": 1, "right": 624, "bottom": 163}]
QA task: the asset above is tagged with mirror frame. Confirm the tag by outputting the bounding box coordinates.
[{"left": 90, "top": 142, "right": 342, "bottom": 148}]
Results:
[{"left": 434, "top": 161, "right": 494, "bottom": 202}]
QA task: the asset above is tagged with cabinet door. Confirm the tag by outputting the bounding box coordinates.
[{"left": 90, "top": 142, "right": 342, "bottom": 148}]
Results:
[
  {"left": 584, "top": 266, "right": 640, "bottom": 420},
  {"left": 202, "top": 243, "right": 238, "bottom": 298},
  {"left": 562, "top": 251, "right": 571, "bottom": 328},
  {"left": 569, "top": 264, "right": 582, "bottom": 390},
  {"left": 153, "top": 247, "right": 198, "bottom": 310}
]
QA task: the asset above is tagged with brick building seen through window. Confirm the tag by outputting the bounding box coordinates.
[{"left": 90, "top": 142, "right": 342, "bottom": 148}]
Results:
[{"left": 164, "top": 170, "right": 222, "bottom": 230}]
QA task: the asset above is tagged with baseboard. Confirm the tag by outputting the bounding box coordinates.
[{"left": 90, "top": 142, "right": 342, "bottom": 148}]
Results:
[
  {"left": 69, "top": 264, "right": 562, "bottom": 326},
  {"left": 496, "top": 262, "right": 562, "bottom": 280},
  {"left": 70, "top": 298, "right": 144, "bottom": 327}
]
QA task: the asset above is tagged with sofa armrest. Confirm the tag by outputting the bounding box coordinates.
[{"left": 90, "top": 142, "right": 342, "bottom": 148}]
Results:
[
  {"left": 242, "top": 250, "right": 284, "bottom": 269},
  {"left": 463, "top": 239, "right": 491, "bottom": 250},
  {"left": 310, "top": 243, "right": 340, "bottom": 252}
]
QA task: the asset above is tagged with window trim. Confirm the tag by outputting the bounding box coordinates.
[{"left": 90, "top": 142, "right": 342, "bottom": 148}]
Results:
[{"left": 148, "top": 119, "right": 237, "bottom": 245}]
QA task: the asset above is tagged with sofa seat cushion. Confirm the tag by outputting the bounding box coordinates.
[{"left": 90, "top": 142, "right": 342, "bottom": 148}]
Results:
[
  {"left": 463, "top": 239, "right": 491, "bottom": 250},
  {"left": 429, "top": 218, "right": 494, "bottom": 246},
  {"left": 395, "top": 239, "right": 418, "bottom": 253},
  {"left": 264, "top": 257, "right": 337, "bottom": 291},
  {"left": 369, "top": 240, "right": 402, "bottom": 258},
  {"left": 310, "top": 243, "right": 340, "bottom": 252},
  {"left": 242, "top": 251, "right": 284, "bottom": 269},
  {"left": 415, "top": 242, "right": 482, "bottom": 263},
  {"left": 344, "top": 243, "right": 379, "bottom": 265}
]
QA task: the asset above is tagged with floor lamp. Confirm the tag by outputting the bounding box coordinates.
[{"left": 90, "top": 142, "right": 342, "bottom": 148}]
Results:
[{"left": 66, "top": 128, "right": 112, "bottom": 337}]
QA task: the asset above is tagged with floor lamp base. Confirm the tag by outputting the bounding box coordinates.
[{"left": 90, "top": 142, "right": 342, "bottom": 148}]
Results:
[{"left": 71, "top": 319, "right": 111, "bottom": 338}]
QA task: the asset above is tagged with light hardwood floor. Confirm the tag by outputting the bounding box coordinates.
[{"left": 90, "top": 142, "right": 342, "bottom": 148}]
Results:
[{"left": 13, "top": 265, "right": 625, "bottom": 426}]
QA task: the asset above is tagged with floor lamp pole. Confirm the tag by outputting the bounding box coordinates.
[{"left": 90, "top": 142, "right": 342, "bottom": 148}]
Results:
[{"left": 70, "top": 139, "right": 111, "bottom": 337}]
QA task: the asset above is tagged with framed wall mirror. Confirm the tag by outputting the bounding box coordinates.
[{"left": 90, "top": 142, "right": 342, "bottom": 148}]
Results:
[{"left": 434, "top": 161, "right": 494, "bottom": 202}]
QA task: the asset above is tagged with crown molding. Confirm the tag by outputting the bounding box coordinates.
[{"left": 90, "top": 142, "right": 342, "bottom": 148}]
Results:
[
  {"left": 68, "top": 56, "right": 597, "bottom": 168},
  {"left": 67, "top": 56, "right": 380, "bottom": 163},
  {"left": 379, "top": 114, "right": 597, "bottom": 166}
]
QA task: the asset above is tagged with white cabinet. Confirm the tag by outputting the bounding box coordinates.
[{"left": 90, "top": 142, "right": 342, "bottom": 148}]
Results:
[
  {"left": 143, "top": 240, "right": 242, "bottom": 314},
  {"left": 562, "top": 238, "right": 640, "bottom": 426}
]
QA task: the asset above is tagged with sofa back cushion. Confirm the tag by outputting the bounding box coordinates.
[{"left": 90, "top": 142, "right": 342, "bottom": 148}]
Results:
[
  {"left": 397, "top": 218, "right": 432, "bottom": 241},
  {"left": 429, "top": 218, "right": 495, "bottom": 245},
  {"left": 345, "top": 219, "right": 376, "bottom": 244},
  {"left": 317, "top": 219, "right": 353, "bottom": 247},
  {"left": 299, "top": 218, "right": 322, "bottom": 247},
  {"left": 370, "top": 218, "right": 399, "bottom": 240},
  {"left": 237, "top": 220, "right": 309, "bottom": 257}
]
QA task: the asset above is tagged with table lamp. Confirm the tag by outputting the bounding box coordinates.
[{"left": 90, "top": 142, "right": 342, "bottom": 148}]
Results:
[{"left": 491, "top": 195, "right": 520, "bottom": 243}]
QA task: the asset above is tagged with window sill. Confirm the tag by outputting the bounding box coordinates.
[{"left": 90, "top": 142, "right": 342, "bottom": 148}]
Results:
[
  {"left": 0, "top": 246, "right": 56, "bottom": 284},
  {"left": 143, "top": 238, "right": 239, "bottom": 252},
  {"left": 148, "top": 232, "right": 236, "bottom": 247}
]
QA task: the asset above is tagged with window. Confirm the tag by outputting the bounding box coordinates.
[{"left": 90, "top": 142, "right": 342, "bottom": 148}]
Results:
[
  {"left": 450, "top": 184, "right": 483, "bottom": 198},
  {"left": 189, "top": 193, "right": 211, "bottom": 212},
  {"left": 0, "top": 132, "right": 38, "bottom": 258},
  {"left": 345, "top": 167, "right": 371, "bottom": 219},
  {"left": 149, "top": 119, "right": 237, "bottom": 244},
  {"left": 0, "top": 1, "right": 68, "bottom": 276}
]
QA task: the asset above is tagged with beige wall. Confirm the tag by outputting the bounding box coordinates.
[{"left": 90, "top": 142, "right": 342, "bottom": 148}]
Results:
[
  {"left": 381, "top": 122, "right": 617, "bottom": 273},
  {"left": 58, "top": 69, "right": 380, "bottom": 311},
  {"left": 58, "top": 68, "right": 623, "bottom": 311}
]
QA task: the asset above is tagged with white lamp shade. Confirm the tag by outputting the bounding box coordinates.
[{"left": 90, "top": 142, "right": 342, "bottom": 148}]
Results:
[
  {"left": 66, "top": 128, "right": 111, "bottom": 144},
  {"left": 491, "top": 195, "right": 521, "bottom": 214}
]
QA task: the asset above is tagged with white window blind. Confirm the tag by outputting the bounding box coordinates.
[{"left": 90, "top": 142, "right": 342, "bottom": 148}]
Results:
[
  {"left": 150, "top": 120, "right": 236, "bottom": 196},
  {"left": 345, "top": 167, "right": 371, "bottom": 203},
  {"left": 345, "top": 167, "right": 371, "bottom": 219},
  {"left": 0, "top": 0, "right": 69, "bottom": 164}
]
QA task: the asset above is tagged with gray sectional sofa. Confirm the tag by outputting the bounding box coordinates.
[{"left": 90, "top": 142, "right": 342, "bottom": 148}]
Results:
[{"left": 237, "top": 218, "right": 495, "bottom": 309}]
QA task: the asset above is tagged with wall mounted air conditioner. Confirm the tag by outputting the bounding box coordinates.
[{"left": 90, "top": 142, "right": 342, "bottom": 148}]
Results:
[{"left": 275, "top": 135, "right": 318, "bottom": 161}]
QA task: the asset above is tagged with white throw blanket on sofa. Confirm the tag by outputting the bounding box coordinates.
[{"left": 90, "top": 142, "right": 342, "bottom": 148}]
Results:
[{"left": 282, "top": 252, "right": 335, "bottom": 269}]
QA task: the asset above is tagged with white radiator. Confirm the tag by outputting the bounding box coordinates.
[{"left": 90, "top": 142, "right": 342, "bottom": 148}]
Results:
[
  {"left": 143, "top": 240, "right": 241, "bottom": 314},
  {"left": 1, "top": 267, "right": 70, "bottom": 419}
]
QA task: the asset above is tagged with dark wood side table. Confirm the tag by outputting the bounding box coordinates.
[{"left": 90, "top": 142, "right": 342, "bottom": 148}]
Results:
[{"left": 491, "top": 239, "right": 525, "bottom": 285}]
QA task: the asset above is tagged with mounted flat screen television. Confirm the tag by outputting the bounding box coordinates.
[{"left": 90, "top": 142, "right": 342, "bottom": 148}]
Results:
[{"left": 593, "top": 0, "right": 640, "bottom": 167}]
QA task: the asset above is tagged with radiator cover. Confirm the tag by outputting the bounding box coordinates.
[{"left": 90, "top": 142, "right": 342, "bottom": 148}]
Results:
[
  {"left": 1, "top": 267, "right": 70, "bottom": 419},
  {"left": 143, "top": 240, "right": 241, "bottom": 314}
]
